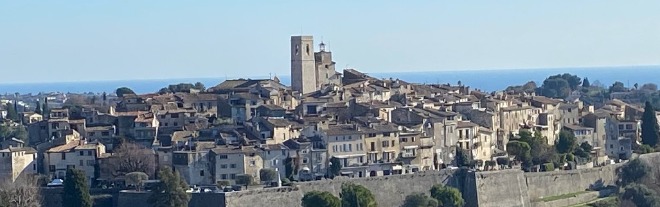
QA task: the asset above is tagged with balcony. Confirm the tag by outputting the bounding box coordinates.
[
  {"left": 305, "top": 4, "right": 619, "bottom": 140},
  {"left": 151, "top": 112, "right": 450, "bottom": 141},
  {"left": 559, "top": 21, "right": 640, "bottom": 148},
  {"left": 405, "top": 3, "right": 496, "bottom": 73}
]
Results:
[{"left": 401, "top": 152, "right": 417, "bottom": 158}]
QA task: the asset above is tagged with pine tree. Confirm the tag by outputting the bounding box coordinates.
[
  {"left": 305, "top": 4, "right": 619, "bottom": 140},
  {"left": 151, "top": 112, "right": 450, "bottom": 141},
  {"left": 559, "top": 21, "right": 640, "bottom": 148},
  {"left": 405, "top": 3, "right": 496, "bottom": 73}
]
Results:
[
  {"left": 641, "top": 101, "right": 659, "bottom": 147},
  {"left": 62, "top": 168, "right": 93, "bottom": 207},
  {"left": 148, "top": 166, "right": 190, "bottom": 207},
  {"left": 582, "top": 78, "right": 591, "bottom": 88}
]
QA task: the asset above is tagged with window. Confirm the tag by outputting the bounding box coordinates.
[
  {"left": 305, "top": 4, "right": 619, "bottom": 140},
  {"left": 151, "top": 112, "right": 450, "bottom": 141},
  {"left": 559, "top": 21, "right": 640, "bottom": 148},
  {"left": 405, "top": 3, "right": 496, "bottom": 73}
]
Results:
[
  {"left": 401, "top": 138, "right": 408, "bottom": 142},
  {"left": 368, "top": 133, "right": 376, "bottom": 138},
  {"left": 343, "top": 144, "right": 347, "bottom": 152},
  {"left": 51, "top": 123, "right": 58, "bottom": 129},
  {"left": 160, "top": 115, "right": 166, "bottom": 119},
  {"left": 382, "top": 141, "right": 389, "bottom": 148},
  {"left": 79, "top": 160, "right": 84, "bottom": 166},
  {"left": 219, "top": 155, "right": 228, "bottom": 159},
  {"left": 88, "top": 151, "right": 92, "bottom": 156},
  {"left": 61, "top": 153, "right": 66, "bottom": 160},
  {"left": 333, "top": 145, "right": 337, "bottom": 152},
  {"left": 230, "top": 174, "right": 236, "bottom": 179},
  {"left": 221, "top": 174, "right": 227, "bottom": 179},
  {"left": 618, "top": 125, "right": 624, "bottom": 130},
  {"left": 411, "top": 137, "right": 416, "bottom": 142},
  {"left": 89, "top": 132, "right": 96, "bottom": 136},
  {"left": 221, "top": 164, "right": 227, "bottom": 169},
  {"left": 173, "top": 122, "right": 178, "bottom": 126},
  {"left": 383, "top": 132, "right": 391, "bottom": 137},
  {"left": 79, "top": 151, "right": 84, "bottom": 156},
  {"left": 33, "top": 164, "right": 36, "bottom": 171},
  {"left": 171, "top": 113, "right": 179, "bottom": 118},
  {"left": 348, "top": 144, "right": 352, "bottom": 152},
  {"left": 626, "top": 124, "right": 633, "bottom": 130},
  {"left": 610, "top": 144, "right": 614, "bottom": 149},
  {"left": 250, "top": 160, "right": 255, "bottom": 166},
  {"left": 49, "top": 165, "right": 55, "bottom": 172},
  {"left": 302, "top": 158, "right": 308, "bottom": 164},
  {"left": 200, "top": 170, "right": 205, "bottom": 176},
  {"left": 272, "top": 160, "right": 279, "bottom": 166},
  {"left": 391, "top": 140, "right": 395, "bottom": 146},
  {"left": 230, "top": 164, "right": 236, "bottom": 168}
]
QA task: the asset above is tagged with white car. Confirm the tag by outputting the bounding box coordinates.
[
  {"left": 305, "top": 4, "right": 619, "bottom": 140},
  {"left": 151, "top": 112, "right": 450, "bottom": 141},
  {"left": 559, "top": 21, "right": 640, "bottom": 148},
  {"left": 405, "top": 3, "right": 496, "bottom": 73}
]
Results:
[{"left": 47, "top": 179, "right": 64, "bottom": 187}]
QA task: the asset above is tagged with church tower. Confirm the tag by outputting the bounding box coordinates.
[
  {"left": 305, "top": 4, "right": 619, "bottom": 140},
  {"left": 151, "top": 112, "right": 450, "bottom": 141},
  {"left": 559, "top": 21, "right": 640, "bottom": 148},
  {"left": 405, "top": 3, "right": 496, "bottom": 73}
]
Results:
[{"left": 290, "top": 36, "right": 316, "bottom": 94}]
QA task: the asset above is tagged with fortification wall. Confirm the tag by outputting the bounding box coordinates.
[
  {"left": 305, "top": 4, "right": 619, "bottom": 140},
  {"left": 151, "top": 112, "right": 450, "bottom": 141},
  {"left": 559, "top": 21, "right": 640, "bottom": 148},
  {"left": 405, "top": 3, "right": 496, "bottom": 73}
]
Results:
[
  {"left": 473, "top": 170, "right": 530, "bottom": 207},
  {"left": 225, "top": 169, "right": 458, "bottom": 207},
  {"left": 524, "top": 164, "right": 620, "bottom": 200}
]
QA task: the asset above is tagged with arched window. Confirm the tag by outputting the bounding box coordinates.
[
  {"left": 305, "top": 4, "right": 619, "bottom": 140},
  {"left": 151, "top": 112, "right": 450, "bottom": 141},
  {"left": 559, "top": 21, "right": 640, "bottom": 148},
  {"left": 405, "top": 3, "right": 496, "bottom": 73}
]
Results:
[
  {"left": 295, "top": 44, "right": 300, "bottom": 55},
  {"left": 306, "top": 44, "right": 310, "bottom": 55}
]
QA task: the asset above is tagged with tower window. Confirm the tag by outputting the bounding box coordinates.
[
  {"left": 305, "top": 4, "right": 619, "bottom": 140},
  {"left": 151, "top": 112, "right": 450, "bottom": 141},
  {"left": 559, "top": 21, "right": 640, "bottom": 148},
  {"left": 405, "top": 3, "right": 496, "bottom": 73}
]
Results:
[
  {"left": 295, "top": 45, "right": 300, "bottom": 55},
  {"left": 306, "top": 44, "right": 310, "bottom": 55}
]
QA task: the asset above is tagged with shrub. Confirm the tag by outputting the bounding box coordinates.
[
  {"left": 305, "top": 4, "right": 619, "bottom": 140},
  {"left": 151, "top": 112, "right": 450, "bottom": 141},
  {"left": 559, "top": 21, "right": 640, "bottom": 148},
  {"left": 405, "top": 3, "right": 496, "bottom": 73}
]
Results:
[
  {"left": 542, "top": 163, "right": 554, "bottom": 172},
  {"left": 430, "top": 185, "right": 464, "bottom": 207}
]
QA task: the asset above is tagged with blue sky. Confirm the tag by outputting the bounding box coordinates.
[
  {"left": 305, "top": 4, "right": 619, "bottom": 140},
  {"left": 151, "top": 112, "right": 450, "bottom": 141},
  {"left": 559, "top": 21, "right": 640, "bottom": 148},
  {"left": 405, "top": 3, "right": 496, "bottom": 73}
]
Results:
[{"left": 1, "top": 1, "right": 660, "bottom": 83}]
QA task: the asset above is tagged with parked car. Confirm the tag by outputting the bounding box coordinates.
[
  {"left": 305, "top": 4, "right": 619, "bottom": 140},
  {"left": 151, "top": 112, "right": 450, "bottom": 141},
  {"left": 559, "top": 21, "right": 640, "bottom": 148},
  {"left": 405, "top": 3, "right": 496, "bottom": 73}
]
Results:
[{"left": 47, "top": 179, "right": 64, "bottom": 187}]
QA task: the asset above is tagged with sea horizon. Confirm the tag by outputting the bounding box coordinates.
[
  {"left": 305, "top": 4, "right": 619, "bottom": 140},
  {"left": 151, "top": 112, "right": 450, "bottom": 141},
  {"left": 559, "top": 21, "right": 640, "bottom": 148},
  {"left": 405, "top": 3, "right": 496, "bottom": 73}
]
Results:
[{"left": 2, "top": 65, "right": 659, "bottom": 95}]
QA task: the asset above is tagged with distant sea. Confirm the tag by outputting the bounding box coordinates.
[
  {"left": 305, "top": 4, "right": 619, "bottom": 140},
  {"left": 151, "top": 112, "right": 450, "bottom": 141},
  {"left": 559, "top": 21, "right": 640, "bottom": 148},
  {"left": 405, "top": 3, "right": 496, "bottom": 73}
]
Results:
[{"left": 1, "top": 66, "right": 659, "bottom": 94}]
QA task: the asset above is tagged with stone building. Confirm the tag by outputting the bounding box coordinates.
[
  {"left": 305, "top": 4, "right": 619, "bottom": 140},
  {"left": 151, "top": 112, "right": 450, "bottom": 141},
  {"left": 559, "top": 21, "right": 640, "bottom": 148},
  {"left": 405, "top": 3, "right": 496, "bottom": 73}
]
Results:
[
  {"left": 0, "top": 147, "right": 37, "bottom": 182},
  {"left": 290, "top": 35, "right": 340, "bottom": 95}
]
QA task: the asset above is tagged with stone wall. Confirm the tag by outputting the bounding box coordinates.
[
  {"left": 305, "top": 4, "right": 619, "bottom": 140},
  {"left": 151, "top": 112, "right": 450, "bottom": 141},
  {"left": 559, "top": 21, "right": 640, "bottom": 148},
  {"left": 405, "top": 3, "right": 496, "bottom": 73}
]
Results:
[
  {"left": 474, "top": 170, "right": 530, "bottom": 207},
  {"left": 116, "top": 191, "right": 226, "bottom": 207},
  {"left": 524, "top": 163, "right": 620, "bottom": 200},
  {"left": 225, "top": 169, "right": 458, "bottom": 207}
]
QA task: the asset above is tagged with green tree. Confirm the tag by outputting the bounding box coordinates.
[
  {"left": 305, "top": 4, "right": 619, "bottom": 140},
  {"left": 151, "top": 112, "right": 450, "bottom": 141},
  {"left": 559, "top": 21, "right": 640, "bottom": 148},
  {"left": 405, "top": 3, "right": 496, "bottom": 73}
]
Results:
[
  {"left": 455, "top": 148, "right": 473, "bottom": 167},
  {"left": 430, "top": 185, "right": 465, "bottom": 207},
  {"left": 236, "top": 174, "right": 253, "bottom": 189},
  {"left": 506, "top": 141, "right": 531, "bottom": 165},
  {"left": 402, "top": 193, "right": 438, "bottom": 207},
  {"left": 12, "top": 126, "right": 28, "bottom": 142},
  {"left": 619, "top": 159, "right": 649, "bottom": 186},
  {"left": 556, "top": 130, "right": 577, "bottom": 154},
  {"left": 259, "top": 168, "right": 277, "bottom": 183},
  {"left": 148, "top": 167, "right": 190, "bottom": 207},
  {"left": 193, "top": 82, "right": 206, "bottom": 91},
  {"left": 574, "top": 142, "right": 593, "bottom": 160},
  {"left": 641, "top": 101, "right": 659, "bottom": 147},
  {"left": 115, "top": 87, "right": 135, "bottom": 97},
  {"left": 609, "top": 81, "right": 627, "bottom": 93},
  {"left": 34, "top": 100, "right": 42, "bottom": 114},
  {"left": 329, "top": 157, "right": 342, "bottom": 178},
  {"left": 284, "top": 157, "right": 296, "bottom": 180},
  {"left": 42, "top": 97, "right": 49, "bottom": 118},
  {"left": 301, "top": 191, "right": 341, "bottom": 207},
  {"left": 125, "top": 172, "right": 149, "bottom": 191},
  {"left": 621, "top": 184, "right": 660, "bottom": 207},
  {"left": 5, "top": 103, "right": 18, "bottom": 122},
  {"left": 340, "top": 183, "right": 377, "bottom": 207},
  {"left": 62, "top": 168, "right": 93, "bottom": 207},
  {"left": 582, "top": 78, "right": 591, "bottom": 88}
]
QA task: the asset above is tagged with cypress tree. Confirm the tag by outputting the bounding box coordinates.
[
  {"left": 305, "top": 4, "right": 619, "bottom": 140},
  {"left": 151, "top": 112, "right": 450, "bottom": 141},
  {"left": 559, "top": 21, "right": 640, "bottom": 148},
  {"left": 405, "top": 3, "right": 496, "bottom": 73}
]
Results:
[
  {"left": 35, "top": 100, "right": 42, "bottom": 114},
  {"left": 641, "top": 101, "right": 659, "bottom": 147},
  {"left": 62, "top": 168, "right": 93, "bottom": 207}
]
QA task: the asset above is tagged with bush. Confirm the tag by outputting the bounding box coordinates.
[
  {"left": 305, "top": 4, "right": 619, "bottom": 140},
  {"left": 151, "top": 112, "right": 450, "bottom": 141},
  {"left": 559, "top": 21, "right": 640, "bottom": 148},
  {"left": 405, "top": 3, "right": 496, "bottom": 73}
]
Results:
[
  {"left": 301, "top": 191, "right": 340, "bottom": 207},
  {"left": 620, "top": 159, "right": 649, "bottom": 186},
  {"left": 565, "top": 153, "right": 575, "bottom": 162},
  {"left": 402, "top": 193, "right": 438, "bottom": 207},
  {"left": 541, "top": 163, "right": 554, "bottom": 172},
  {"left": 216, "top": 180, "right": 230, "bottom": 188},
  {"left": 282, "top": 178, "right": 293, "bottom": 186},
  {"left": 430, "top": 185, "right": 464, "bottom": 207},
  {"left": 259, "top": 168, "right": 278, "bottom": 183},
  {"left": 236, "top": 174, "right": 254, "bottom": 187},
  {"left": 340, "top": 183, "right": 377, "bottom": 207},
  {"left": 637, "top": 144, "right": 655, "bottom": 154},
  {"left": 588, "top": 197, "right": 618, "bottom": 207}
]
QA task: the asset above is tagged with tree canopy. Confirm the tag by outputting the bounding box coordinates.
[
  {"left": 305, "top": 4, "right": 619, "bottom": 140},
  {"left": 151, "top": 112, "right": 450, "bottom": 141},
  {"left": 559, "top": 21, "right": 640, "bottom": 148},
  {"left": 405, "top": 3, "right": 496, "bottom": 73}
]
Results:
[
  {"left": 125, "top": 172, "right": 149, "bottom": 191},
  {"left": 641, "top": 101, "right": 659, "bottom": 147},
  {"left": 148, "top": 166, "right": 190, "bottom": 207},
  {"left": 609, "top": 81, "right": 627, "bottom": 93},
  {"left": 301, "top": 191, "right": 341, "bottom": 207},
  {"left": 5, "top": 103, "right": 18, "bottom": 122},
  {"left": 236, "top": 174, "right": 254, "bottom": 188},
  {"left": 0, "top": 176, "right": 41, "bottom": 207},
  {"left": 106, "top": 142, "right": 156, "bottom": 178},
  {"left": 340, "top": 183, "right": 377, "bottom": 207},
  {"left": 329, "top": 157, "right": 342, "bottom": 178},
  {"left": 402, "top": 193, "right": 438, "bottom": 207},
  {"left": 582, "top": 78, "right": 591, "bottom": 88},
  {"left": 556, "top": 130, "right": 578, "bottom": 154},
  {"left": 619, "top": 159, "right": 649, "bottom": 186},
  {"left": 115, "top": 87, "right": 135, "bottom": 97},
  {"left": 430, "top": 185, "right": 465, "bottom": 207},
  {"left": 537, "top": 73, "right": 582, "bottom": 98},
  {"left": 259, "top": 168, "right": 277, "bottom": 183},
  {"left": 63, "top": 168, "right": 93, "bottom": 207}
]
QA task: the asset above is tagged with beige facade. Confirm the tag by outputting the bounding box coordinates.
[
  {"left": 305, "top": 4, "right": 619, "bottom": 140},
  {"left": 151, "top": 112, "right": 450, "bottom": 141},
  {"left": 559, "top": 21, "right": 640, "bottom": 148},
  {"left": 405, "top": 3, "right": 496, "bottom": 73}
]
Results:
[
  {"left": 45, "top": 140, "right": 106, "bottom": 184},
  {"left": 209, "top": 146, "right": 264, "bottom": 185},
  {"left": 291, "top": 36, "right": 317, "bottom": 95},
  {"left": 0, "top": 147, "right": 37, "bottom": 182}
]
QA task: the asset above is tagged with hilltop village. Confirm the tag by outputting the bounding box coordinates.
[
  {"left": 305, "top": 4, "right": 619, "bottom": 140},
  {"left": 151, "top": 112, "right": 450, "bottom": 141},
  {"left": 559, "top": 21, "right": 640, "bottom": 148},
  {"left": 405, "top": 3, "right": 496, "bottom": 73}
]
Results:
[{"left": 0, "top": 36, "right": 657, "bottom": 206}]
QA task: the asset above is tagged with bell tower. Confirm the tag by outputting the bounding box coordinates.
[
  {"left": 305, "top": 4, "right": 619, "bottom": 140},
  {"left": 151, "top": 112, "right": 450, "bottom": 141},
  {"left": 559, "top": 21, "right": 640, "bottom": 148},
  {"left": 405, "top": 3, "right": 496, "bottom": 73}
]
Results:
[{"left": 290, "top": 36, "right": 316, "bottom": 94}]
